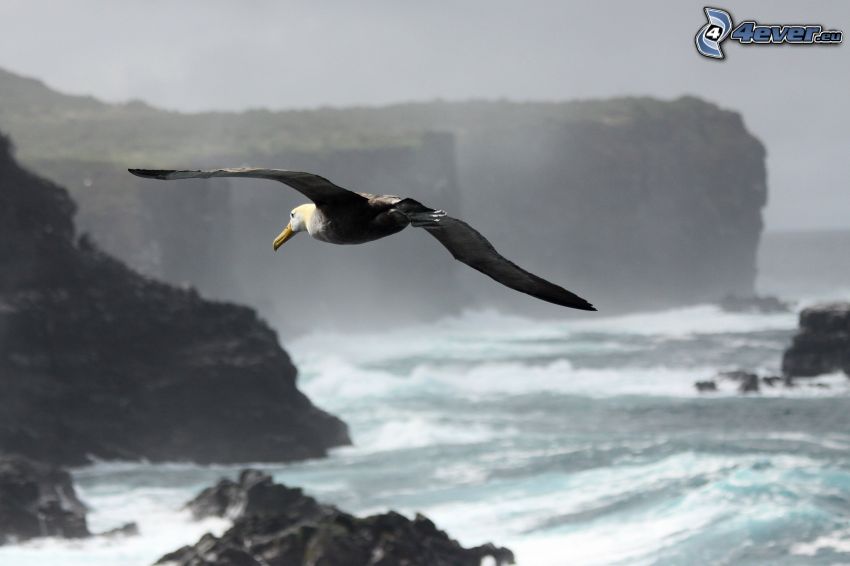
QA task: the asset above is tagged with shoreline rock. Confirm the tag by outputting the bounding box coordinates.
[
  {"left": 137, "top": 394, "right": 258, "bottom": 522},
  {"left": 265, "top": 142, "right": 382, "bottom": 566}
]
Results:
[
  {"left": 782, "top": 302, "right": 850, "bottom": 378},
  {"left": 694, "top": 370, "right": 789, "bottom": 394},
  {"left": 0, "top": 454, "right": 89, "bottom": 545},
  {"left": 159, "top": 469, "right": 515, "bottom": 566},
  {"left": 0, "top": 131, "right": 350, "bottom": 466}
]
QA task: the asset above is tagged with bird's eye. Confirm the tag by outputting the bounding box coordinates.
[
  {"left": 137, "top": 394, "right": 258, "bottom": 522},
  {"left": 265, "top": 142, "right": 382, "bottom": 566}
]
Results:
[{"left": 290, "top": 212, "right": 295, "bottom": 218}]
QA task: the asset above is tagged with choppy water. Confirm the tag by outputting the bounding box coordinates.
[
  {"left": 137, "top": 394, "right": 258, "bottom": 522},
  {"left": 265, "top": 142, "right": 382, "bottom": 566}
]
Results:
[{"left": 2, "top": 231, "right": 849, "bottom": 566}]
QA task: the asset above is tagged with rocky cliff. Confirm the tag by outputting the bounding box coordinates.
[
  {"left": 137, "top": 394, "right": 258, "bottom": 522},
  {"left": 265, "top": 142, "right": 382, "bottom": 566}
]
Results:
[
  {"left": 452, "top": 98, "right": 766, "bottom": 313},
  {"left": 0, "top": 132, "right": 349, "bottom": 465},
  {"left": 0, "top": 68, "right": 768, "bottom": 324}
]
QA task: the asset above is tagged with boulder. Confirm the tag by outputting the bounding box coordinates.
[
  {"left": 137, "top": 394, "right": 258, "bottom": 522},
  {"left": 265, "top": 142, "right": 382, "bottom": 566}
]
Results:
[
  {"left": 186, "top": 469, "right": 330, "bottom": 522},
  {"left": 719, "top": 370, "right": 760, "bottom": 393},
  {"left": 158, "top": 470, "right": 514, "bottom": 566},
  {"left": 737, "top": 373, "right": 760, "bottom": 394},
  {"left": 696, "top": 370, "right": 778, "bottom": 394},
  {"left": 0, "top": 131, "right": 349, "bottom": 466},
  {"left": 0, "top": 454, "right": 88, "bottom": 544},
  {"left": 782, "top": 303, "right": 850, "bottom": 378},
  {"left": 99, "top": 522, "right": 140, "bottom": 538}
]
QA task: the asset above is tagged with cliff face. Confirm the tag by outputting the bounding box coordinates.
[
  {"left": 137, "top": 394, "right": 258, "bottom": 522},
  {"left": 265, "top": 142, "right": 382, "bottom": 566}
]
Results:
[
  {"left": 0, "top": 133, "right": 349, "bottom": 466},
  {"left": 25, "top": 134, "right": 464, "bottom": 331},
  {"left": 453, "top": 97, "right": 766, "bottom": 312},
  {"left": 0, "top": 68, "right": 768, "bottom": 322}
]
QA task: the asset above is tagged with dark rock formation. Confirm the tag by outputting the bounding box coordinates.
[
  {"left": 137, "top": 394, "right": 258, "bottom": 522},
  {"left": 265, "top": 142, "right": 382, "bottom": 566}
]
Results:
[
  {"left": 694, "top": 380, "right": 717, "bottom": 393},
  {"left": 1, "top": 68, "right": 768, "bottom": 323},
  {"left": 451, "top": 98, "right": 766, "bottom": 314},
  {"left": 99, "top": 521, "right": 140, "bottom": 538},
  {"left": 0, "top": 454, "right": 89, "bottom": 544},
  {"left": 696, "top": 370, "right": 783, "bottom": 394},
  {"left": 719, "top": 294, "right": 791, "bottom": 314},
  {"left": 761, "top": 375, "right": 784, "bottom": 388},
  {"left": 0, "top": 131, "right": 349, "bottom": 466},
  {"left": 186, "top": 469, "right": 330, "bottom": 522},
  {"left": 782, "top": 303, "right": 850, "bottom": 378},
  {"left": 736, "top": 373, "right": 760, "bottom": 394},
  {"left": 159, "top": 470, "right": 514, "bottom": 566}
]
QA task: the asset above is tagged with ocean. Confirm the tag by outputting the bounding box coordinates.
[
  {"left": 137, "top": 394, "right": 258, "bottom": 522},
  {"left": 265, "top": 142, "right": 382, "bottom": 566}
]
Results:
[{"left": 1, "top": 230, "right": 849, "bottom": 566}]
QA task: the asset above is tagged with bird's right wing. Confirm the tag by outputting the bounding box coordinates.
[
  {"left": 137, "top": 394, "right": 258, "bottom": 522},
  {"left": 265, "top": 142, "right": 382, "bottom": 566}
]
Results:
[
  {"left": 422, "top": 216, "right": 596, "bottom": 311},
  {"left": 128, "top": 168, "right": 366, "bottom": 207}
]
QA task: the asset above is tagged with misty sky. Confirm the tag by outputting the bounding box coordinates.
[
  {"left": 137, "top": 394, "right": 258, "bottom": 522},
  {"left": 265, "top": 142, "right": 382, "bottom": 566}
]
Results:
[{"left": 0, "top": 0, "right": 847, "bottom": 231}]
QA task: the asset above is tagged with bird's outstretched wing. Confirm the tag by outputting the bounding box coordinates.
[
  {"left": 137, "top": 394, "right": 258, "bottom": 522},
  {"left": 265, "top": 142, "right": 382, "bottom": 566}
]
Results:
[
  {"left": 422, "top": 216, "right": 596, "bottom": 311},
  {"left": 128, "top": 168, "right": 366, "bottom": 207}
]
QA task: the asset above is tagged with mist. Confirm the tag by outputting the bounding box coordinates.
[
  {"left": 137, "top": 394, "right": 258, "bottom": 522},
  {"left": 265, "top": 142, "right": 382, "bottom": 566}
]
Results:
[
  {"left": 2, "top": 3, "right": 850, "bottom": 565},
  {"left": 1, "top": 0, "right": 847, "bottom": 231}
]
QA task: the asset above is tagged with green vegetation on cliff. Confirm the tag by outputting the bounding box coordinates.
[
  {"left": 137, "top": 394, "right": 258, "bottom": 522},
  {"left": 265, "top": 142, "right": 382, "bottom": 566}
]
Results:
[
  {"left": 0, "top": 67, "right": 726, "bottom": 165},
  {"left": 0, "top": 66, "right": 767, "bottom": 321}
]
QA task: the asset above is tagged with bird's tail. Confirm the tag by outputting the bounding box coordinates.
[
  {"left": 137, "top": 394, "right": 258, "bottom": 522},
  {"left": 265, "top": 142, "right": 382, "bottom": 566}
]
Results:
[{"left": 395, "top": 198, "right": 447, "bottom": 227}]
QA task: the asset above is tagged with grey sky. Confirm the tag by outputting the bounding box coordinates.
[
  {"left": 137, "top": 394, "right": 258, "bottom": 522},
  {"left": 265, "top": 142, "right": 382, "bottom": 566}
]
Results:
[{"left": 0, "top": 0, "right": 847, "bottom": 231}]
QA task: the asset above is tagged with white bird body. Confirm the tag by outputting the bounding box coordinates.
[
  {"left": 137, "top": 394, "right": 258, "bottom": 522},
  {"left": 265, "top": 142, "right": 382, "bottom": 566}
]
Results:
[{"left": 290, "top": 204, "right": 327, "bottom": 241}]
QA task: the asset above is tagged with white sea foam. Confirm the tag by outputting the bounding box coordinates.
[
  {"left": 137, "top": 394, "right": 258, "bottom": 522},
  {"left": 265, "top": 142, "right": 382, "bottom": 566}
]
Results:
[
  {"left": 792, "top": 528, "right": 850, "bottom": 556},
  {"left": 417, "top": 451, "right": 835, "bottom": 565},
  {"left": 357, "top": 415, "right": 497, "bottom": 453},
  {"left": 0, "top": 491, "right": 227, "bottom": 566},
  {"left": 3, "top": 298, "right": 846, "bottom": 566},
  {"left": 300, "top": 356, "right": 849, "bottom": 414},
  {"left": 397, "top": 452, "right": 765, "bottom": 565},
  {"left": 299, "top": 355, "right": 706, "bottom": 407},
  {"left": 289, "top": 302, "right": 850, "bottom": 412},
  {"left": 565, "top": 304, "right": 797, "bottom": 337},
  {"left": 289, "top": 303, "right": 799, "bottom": 369}
]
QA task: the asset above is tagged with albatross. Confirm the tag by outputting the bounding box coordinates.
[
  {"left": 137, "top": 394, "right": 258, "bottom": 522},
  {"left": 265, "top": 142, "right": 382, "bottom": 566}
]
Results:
[{"left": 128, "top": 168, "right": 595, "bottom": 311}]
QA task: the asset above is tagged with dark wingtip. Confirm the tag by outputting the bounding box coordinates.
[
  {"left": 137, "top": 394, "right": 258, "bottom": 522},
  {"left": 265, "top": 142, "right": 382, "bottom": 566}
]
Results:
[
  {"left": 128, "top": 168, "right": 173, "bottom": 180},
  {"left": 564, "top": 296, "right": 596, "bottom": 311}
]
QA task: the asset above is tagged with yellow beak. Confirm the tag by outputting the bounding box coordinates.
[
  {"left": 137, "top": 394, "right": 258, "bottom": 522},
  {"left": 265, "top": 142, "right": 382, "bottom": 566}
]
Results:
[{"left": 273, "top": 224, "right": 295, "bottom": 251}]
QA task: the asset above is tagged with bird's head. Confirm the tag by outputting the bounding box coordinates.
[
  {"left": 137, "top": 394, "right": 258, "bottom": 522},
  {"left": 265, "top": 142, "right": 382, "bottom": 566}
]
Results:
[{"left": 273, "top": 203, "right": 315, "bottom": 251}]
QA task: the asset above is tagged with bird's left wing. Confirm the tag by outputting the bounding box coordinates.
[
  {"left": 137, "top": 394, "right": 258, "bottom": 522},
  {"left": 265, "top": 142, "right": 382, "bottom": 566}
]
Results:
[
  {"left": 128, "top": 168, "right": 366, "bottom": 207},
  {"left": 422, "top": 216, "right": 596, "bottom": 311}
]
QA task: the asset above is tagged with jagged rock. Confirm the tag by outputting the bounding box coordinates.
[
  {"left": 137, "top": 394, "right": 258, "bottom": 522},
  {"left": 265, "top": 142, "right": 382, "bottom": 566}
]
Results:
[
  {"left": 0, "top": 131, "right": 349, "bottom": 466},
  {"left": 157, "top": 470, "right": 514, "bottom": 566},
  {"left": 761, "top": 375, "right": 784, "bottom": 387},
  {"left": 719, "top": 294, "right": 791, "bottom": 314},
  {"left": 98, "top": 522, "right": 140, "bottom": 538},
  {"left": 0, "top": 454, "right": 89, "bottom": 544},
  {"left": 186, "top": 469, "right": 330, "bottom": 522},
  {"left": 697, "top": 370, "right": 772, "bottom": 394},
  {"left": 782, "top": 302, "right": 850, "bottom": 378},
  {"left": 716, "top": 370, "right": 760, "bottom": 393},
  {"left": 738, "top": 374, "right": 760, "bottom": 393}
]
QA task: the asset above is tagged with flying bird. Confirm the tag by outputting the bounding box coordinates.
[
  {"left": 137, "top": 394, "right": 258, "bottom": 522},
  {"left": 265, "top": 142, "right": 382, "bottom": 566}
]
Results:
[{"left": 128, "top": 168, "right": 595, "bottom": 311}]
